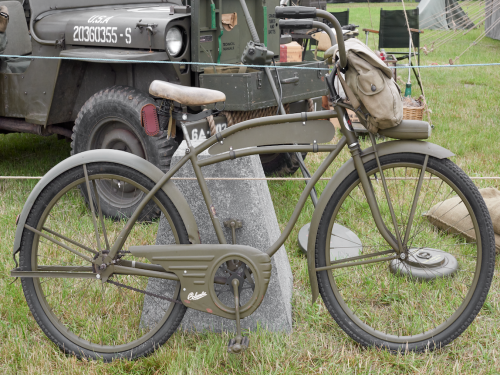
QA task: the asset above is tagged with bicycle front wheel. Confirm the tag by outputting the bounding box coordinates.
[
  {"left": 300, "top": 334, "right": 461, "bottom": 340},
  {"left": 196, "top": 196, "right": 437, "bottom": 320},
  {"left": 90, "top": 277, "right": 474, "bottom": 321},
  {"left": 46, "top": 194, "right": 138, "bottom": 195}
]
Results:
[
  {"left": 315, "top": 153, "right": 495, "bottom": 352},
  {"left": 19, "top": 162, "right": 188, "bottom": 361}
]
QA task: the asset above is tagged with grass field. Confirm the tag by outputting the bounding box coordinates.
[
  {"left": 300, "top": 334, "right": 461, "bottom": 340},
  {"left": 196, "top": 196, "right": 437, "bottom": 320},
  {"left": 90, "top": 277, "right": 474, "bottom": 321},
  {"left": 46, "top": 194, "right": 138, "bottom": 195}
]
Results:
[{"left": 1, "top": 2, "right": 500, "bottom": 374}]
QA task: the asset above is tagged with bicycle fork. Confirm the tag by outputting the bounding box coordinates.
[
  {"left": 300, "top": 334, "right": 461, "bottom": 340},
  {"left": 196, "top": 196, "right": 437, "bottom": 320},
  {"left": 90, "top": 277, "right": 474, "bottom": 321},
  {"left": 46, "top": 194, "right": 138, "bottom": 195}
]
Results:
[{"left": 335, "top": 106, "right": 403, "bottom": 255}]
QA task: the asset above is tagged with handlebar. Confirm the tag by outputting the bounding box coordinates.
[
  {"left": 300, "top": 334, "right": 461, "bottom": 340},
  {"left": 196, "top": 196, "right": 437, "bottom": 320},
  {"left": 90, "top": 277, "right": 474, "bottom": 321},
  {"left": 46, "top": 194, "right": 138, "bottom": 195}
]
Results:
[
  {"left": 279, "top": 20, "right": 337, "bottom": 50},
  {"left": 275, "top": 6, "right": 316, "bottom": 18},
  {"left": 275, "top": 6, "right": 347, "bottom": 68},
  {"left": 279, "top": 19, "right": 313, "bottom": 29}
]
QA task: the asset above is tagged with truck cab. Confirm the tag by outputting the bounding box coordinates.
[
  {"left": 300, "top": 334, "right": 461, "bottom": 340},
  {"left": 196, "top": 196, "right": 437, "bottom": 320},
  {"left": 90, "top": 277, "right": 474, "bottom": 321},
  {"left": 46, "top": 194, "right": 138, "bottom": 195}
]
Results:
[{"left": 0, "top": 0, "right": 328, "bottom": 216}]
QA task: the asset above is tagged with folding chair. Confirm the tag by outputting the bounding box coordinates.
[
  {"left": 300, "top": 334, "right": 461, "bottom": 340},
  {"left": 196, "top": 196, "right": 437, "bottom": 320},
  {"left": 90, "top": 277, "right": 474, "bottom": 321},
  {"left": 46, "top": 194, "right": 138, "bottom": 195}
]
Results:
[
  {"left": 302, "top": 9, "right": 349, "bottom": 60},
  {"left": 329, "top": 9, "right": 349, "bottom": 27},
  {"left": 363, "top": 9, "right": 423, "bottom": 92}
]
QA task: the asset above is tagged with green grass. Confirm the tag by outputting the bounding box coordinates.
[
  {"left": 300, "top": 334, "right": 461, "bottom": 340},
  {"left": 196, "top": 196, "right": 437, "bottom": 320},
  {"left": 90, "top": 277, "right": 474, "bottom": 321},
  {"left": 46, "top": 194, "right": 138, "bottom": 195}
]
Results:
[{"left": 1, "top": 2, "right": 500, "bottom": 373}]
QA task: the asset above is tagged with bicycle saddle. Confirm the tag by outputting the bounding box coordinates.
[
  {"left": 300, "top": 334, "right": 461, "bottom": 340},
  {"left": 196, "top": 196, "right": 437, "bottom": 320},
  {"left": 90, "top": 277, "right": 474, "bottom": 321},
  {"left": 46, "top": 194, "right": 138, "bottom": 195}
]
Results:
[{"left": 149, "top": 80, "right": 226, "bottom": 106}]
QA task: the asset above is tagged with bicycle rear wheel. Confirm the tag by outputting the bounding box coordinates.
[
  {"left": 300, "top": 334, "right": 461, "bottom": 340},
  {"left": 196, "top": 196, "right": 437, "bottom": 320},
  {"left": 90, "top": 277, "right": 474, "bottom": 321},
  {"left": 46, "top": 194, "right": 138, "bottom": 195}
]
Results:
[
  {"left": 19, "top": 163, "right": 188, "bottom": 361},
  {"left": 315, "top": 153, "right": 495, "bottom": 352}
]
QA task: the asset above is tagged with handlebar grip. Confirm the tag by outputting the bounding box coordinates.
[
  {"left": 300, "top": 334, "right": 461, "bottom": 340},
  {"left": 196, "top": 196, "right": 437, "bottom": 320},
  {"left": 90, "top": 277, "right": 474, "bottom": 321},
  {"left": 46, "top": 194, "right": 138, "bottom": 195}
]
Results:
[
  {"left": 279, "top": 19, "right": 314, "bottom": 30},
  {"left": 275, "top": 6, "right": 317, "bottom": 19}
]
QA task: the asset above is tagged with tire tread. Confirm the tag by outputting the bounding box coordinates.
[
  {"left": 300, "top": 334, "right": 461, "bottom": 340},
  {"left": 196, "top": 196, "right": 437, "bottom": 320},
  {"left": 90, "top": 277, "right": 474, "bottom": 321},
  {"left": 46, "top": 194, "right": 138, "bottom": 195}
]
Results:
[{"left": 315, "top": 155, "right": 495, "bottom": 352}]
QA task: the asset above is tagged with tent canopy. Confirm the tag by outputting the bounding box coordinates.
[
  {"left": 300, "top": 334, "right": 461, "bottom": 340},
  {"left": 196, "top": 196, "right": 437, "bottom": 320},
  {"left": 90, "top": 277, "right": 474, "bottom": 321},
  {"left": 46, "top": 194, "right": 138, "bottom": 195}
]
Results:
[
  {"left": 486, "top": 0, "right": 500, "bottom": 40},
  {"left": 418, "top": 0, "right": 474, "bottom": 30}
]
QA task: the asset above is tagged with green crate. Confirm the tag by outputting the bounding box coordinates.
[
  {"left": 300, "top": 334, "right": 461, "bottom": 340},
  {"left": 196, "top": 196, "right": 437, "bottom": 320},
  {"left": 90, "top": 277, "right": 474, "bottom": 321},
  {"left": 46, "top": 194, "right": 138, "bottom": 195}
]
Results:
[
  {"left": 190, "top": 0, "right": 281, "bottom": 72},
  {"left": 199, "top": 61, "right": 329, "bottom": 111}
]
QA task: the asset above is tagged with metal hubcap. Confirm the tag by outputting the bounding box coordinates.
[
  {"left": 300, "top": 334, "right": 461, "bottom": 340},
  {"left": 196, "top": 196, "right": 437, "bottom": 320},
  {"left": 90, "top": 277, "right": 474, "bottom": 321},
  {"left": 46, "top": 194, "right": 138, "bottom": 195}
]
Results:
[{"left": 90, "top": 119, "right": 147, "bottom": 208}]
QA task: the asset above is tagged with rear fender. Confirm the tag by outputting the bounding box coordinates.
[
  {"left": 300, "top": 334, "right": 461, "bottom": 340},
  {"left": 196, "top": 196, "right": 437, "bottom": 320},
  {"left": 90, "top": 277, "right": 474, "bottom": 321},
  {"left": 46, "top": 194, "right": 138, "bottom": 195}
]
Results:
[
  {"left": 13, "top": 149, "right": 200, "bottom": 258},
  {"left": 307, "top": 140, "right": 454, "bottom": 304}
]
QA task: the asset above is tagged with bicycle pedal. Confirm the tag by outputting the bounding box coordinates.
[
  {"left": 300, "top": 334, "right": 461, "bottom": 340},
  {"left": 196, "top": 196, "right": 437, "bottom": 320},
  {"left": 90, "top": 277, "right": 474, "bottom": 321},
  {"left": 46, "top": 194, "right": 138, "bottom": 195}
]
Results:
[{"left": 227, "top": 336, "right": 249, "bottom": 354}]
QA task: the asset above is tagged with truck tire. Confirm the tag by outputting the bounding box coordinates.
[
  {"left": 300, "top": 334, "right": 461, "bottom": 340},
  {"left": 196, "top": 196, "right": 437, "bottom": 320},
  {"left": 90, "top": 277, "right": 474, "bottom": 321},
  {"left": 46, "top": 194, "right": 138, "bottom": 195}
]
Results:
[
  {"left": 71, "top": 86, "right": 178, "bottom": 219},
  {"left": 260, "top": 152, "right": 307, "bottom": 177}
]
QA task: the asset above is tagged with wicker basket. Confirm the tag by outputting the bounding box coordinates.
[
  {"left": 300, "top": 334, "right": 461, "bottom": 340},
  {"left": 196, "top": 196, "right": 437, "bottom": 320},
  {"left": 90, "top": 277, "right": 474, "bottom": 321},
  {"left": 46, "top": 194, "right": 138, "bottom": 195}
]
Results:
[
  {"left": 403, "top": 105, "right": 425, "bottom": 121},
  {"left": 349, "top": 105, "right": 424, "bottom": 122}
]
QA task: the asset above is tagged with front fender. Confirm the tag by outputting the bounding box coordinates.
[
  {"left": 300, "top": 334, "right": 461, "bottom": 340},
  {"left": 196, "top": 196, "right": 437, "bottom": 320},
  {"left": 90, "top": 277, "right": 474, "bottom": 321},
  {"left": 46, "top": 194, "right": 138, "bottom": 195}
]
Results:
[
  {"left": 13, "top": 149, "right": 200, "bottom": 258},
  {"left": 307, "top": 140, "right": 455, "bottom": 304}
]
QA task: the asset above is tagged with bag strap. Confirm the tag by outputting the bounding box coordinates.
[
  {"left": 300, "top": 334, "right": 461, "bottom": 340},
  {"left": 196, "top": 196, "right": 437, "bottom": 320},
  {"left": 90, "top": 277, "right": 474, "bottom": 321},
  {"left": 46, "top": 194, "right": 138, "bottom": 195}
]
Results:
[
  {"left": 335, "top": 63, "right": 361, "bottom": 111},
  {"left": 335, "top": 63, "right": 370, "bottom": 125}
]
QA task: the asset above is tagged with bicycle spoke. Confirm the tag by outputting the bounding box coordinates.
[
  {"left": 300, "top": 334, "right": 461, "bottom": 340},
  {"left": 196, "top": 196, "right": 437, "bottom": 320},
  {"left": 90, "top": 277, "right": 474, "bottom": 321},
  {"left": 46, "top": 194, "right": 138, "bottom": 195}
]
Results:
[
  {"left": 403, "top": 155, "right": 428, "bottom": 246},
  {"left": 26, "top": 224, "right": 93, "bottom": 263},
  {"left": 83, "top": 164, "right": 102, "bottom": 253},
  {"left": 42, "top": 226, "right": 97, "bottom": 255},
  {"left": 320, "top": 157, "right": 486, "bottom": 343},
  {"left": 317, "top": 253, "right": 397, "bottom": 271},
  {"left": 93, "top": 180, "right": 110, "bottom": 251},
  {"left": 26, "top": 165, "right": 188, "bottom": 352}
]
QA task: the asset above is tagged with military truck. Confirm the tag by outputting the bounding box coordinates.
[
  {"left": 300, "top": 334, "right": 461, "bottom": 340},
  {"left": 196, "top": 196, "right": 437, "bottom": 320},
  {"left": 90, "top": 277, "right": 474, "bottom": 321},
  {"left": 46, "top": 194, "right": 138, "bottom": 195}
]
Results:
[{"left": 0, "top": 0, "right": 328, "bottom": 215}]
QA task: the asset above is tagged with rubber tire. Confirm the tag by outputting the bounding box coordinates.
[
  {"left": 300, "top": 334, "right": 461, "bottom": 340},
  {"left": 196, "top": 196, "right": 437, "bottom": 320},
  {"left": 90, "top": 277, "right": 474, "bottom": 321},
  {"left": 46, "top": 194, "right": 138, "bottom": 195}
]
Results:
[
  {"left": 315, "top": 154, "right": 496, "bottom": 352},
  {"left": 19, "top": 163, "right": 189, "bottom": 362},
  {"left": 71, "top": 86, "right": 178, "bottom": 217},
  {"left": 20, "top": 163, "right": 188, "bottom": 361},
  {"left": 261, "top": 152, "right": 307, "bottom": 177}
]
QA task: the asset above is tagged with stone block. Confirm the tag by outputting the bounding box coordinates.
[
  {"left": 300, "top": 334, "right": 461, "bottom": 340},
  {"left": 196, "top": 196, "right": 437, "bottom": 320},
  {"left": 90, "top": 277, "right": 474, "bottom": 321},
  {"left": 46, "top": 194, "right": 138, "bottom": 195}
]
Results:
[{"left": 141, "top": 141, "right": 293, "bottom": 333}]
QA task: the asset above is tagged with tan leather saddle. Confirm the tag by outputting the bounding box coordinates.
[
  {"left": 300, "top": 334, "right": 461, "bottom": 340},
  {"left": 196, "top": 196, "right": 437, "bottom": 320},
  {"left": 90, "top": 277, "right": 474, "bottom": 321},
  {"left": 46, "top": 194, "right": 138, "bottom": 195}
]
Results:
[{"left": 149, "top": 80, "right": 226, "bottom": 106}]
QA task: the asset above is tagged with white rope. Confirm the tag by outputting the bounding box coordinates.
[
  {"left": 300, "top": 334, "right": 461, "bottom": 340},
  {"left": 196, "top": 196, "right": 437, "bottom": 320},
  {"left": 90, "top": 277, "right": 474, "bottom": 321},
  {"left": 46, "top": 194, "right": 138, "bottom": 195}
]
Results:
[
  {"left": 423, "top": 0, "right": 500, "bottom": 50},
  {"left": 425, "top": 2, "right": 488, "bottom": 43},
  {"left": 400, "top": 0, "right": 432, "bottom": 123},
  {"left": 420, "top": 0, "right": 479, "bottom": 32},
  {"left": 420, "top": 0, "right": 475, "bottom": 24},
  {"left": 429, "top": 1, "right": 500, "bottom": 50},
  {"left": 453, "top": 14, "right": 500, "bottom": 63},
  {"left": 367, "top": 0, "right": 375, "bottom": 48},
  {"left": 2, "top": 176, "right": 500, "bottom": 181}
]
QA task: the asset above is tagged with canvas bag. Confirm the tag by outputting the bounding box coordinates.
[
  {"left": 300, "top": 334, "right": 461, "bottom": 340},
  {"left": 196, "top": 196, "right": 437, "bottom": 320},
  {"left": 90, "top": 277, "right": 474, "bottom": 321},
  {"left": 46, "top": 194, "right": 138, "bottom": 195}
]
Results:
[
  {"left": 425, "top": 187, "right": 500, "bottom": 252},
  {"left": 336, "top": 39, "right": 403, "bottom": 133}
]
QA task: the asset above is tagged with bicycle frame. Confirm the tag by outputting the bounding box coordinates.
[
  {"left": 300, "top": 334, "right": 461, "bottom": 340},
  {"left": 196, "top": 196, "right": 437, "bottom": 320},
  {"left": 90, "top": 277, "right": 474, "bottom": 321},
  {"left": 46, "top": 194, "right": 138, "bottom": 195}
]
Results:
[
  {"left": 12, "top": 3, "right": 411, "bottom": 283},
  {"left": 14, "top": 97, "right": 455, "bottom": 292},
  {"left": 102, "top": 104, "right": 400, "bottom": 266}
]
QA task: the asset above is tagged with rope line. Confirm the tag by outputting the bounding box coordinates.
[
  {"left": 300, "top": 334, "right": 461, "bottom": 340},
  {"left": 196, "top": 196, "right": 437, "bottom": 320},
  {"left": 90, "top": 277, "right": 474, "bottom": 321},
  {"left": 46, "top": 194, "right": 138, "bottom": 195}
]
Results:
[
  {"left": 454, "top": 15, "right": 500, "bottom": 63},
  {"left": 420, "top": 0, "right": 480, "bottom": 32},
  {"left": 423, "top": 0, "right": 500, "bottom": 58},
  {"left": 2, "top": 176, "right": 500, "bottom": 181},
  {"left": 423, "top": 1, "right": 489, "bottom": 44},
  {"left": 428, "top": 1, "right": 500, "bottom": 51},
  {"left": 2, "top": 54, "right": 500, "bottom": 70},
  {"left": 423, "top": 0, "right": 495, "bottom": 43},
  {"left": 400, "top": 0, "right": 430, "bottom": 123}
]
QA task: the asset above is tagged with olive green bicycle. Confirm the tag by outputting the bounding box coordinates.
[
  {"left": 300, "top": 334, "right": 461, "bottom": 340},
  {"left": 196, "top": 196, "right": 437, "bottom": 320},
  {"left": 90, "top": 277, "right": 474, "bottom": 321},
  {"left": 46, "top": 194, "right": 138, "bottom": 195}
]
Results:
[{"left": 11, "top": 7, "right": 495, "bottom": 361}]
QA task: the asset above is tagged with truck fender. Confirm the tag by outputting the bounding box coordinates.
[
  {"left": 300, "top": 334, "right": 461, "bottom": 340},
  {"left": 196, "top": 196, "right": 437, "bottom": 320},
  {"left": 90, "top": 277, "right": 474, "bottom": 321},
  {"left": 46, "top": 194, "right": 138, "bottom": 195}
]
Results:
[
  {"left": 307, "top": 140, "right": 455, "bottom": 304},
  {"left": 13, "top": 149, "right": 200, "bottom": 258}
]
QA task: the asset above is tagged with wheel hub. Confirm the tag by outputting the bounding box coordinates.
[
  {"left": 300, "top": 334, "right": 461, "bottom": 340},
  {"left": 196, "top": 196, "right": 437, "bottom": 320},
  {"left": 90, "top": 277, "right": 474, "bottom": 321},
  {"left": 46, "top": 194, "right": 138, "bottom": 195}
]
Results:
[
  {"left": 100, "top": 127, "right": 145, "bottom": 158},
  {"left": 389, "top": 247, "right": 459, "bottom": 280},
  {"left": 213, "top": 260, "right": 255, "bottom": 309},
  {"left": 89, "top": 121, "right": 147, "bottom": 209}
]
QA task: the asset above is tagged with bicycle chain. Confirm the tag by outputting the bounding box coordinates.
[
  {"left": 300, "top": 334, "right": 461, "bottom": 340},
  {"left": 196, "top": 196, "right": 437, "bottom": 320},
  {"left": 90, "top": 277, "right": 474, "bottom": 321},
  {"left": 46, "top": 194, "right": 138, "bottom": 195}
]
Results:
[{"left": 106, "top": 279, "right": 183, "bottom": 305}]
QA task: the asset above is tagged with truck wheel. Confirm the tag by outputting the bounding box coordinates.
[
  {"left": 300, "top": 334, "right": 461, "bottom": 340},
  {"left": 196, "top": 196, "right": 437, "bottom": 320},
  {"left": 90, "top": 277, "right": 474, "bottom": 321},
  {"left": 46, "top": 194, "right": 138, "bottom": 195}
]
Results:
[
  {"left": 260, "top": 152, "right": 307, "bottom": 177},
  {"left": 71, "top": 86, "right": 178, "bottom": 219}
]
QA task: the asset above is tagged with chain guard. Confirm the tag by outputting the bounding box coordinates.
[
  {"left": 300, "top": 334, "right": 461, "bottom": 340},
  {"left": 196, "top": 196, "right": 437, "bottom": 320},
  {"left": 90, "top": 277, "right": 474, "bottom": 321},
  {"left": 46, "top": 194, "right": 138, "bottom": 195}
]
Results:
[{"left": 129, "top": 244, "right": 272, "bottom": 319}]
